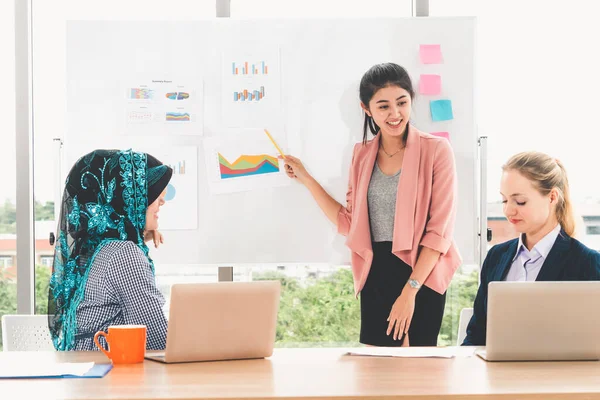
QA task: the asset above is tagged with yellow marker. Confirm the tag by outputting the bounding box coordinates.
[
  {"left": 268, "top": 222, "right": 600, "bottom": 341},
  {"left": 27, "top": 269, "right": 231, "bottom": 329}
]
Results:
[{"left": 264, "top": 129, "right": 285, "bottom": 158}]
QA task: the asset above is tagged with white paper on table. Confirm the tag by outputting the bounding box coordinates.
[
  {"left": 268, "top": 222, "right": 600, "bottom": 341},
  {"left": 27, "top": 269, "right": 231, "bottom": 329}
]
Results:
[
  {"left": 345, "top": 347, "right": 456, "bottom": 359},
  {"left": 0, "top": 362, "right": 95, "bottom": 378},
  {"left": 452, "top": 346, "right": 477, "bottom": 357}
]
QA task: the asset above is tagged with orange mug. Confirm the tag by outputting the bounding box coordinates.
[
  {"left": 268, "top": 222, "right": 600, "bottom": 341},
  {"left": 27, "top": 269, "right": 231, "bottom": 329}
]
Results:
[{"left": 94, "top": 325, "right": 147, "bottom": 364}]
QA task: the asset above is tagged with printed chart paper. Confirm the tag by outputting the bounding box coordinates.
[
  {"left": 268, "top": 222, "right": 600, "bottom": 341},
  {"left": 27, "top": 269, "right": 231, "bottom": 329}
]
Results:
[
  {"left": 221, "top": 48, "right": 282, "bottom": 128},
  {"left": 124, "top": 78, "right": 203, "bottom": 135},
  {"left": 203, "top": 131, "right": 290, "bottom": 195}
]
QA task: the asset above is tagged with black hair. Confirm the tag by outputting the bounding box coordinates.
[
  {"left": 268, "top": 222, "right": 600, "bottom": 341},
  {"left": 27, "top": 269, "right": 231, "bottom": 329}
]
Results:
[{"left": 359, "top": 63, "right": 415, "bottom": 145}]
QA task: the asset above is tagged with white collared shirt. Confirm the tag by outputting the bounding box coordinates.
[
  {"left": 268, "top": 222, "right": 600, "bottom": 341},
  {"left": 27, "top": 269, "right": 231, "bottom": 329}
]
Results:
[{"left": 504, "top": 224, "right": 561, "bottom": 282}]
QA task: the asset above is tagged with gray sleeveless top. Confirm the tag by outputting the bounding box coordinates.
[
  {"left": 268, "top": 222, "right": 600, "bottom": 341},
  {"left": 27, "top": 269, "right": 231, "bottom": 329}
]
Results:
[{"left": 367, "top": 162, "right": 401, "bottom": 242}]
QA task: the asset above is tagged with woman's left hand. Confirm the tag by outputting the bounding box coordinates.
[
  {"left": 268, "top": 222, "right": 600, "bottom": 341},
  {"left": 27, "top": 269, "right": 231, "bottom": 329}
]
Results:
[{"left": 387, "top": 290, "right": 417, "bottom": 341}]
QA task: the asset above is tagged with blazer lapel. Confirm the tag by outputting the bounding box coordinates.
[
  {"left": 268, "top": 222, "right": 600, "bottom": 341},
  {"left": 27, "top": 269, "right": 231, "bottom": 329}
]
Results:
[
  {"left": 392, "top": 125, "right": 420, "bottom": 253},
  {"left": 492, "top": 240, "right": 518, "bottom": 281},
  {"left": 536, "top": 230, "right": 571, "bottom": 281},
  {"left": 346, "top": 135, "right": 379, "bottom": 259}
]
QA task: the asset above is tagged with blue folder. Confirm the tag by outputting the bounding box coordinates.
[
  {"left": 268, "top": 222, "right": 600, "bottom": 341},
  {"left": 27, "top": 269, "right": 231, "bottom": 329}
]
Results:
[
  {"left": 0, "top": 363, "right": 113, "bottom": 379},
  {"left": 63, "top": 363, "right": 113, "bottom": 379}
]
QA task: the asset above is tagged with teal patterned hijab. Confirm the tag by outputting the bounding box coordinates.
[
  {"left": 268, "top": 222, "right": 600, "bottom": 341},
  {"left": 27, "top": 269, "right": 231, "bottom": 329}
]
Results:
[{"left": 48, "top": 149, "right": 172, "bottom": 350}]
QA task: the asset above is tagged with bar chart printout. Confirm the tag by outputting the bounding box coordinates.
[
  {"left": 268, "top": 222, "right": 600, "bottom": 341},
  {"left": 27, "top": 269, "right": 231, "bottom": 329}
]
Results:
[{"left": 222, "top": 48, "right": 281, "bottom": 127}]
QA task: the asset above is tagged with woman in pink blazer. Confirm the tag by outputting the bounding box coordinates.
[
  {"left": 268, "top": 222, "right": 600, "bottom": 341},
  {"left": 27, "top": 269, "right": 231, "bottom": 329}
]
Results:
[{"left": 283, "top": 63, "right": 461, "bottom": 347}]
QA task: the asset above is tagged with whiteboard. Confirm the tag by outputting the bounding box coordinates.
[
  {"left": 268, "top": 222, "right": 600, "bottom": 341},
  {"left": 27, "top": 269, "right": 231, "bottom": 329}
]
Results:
[{"left": 64, "top": 17, "right": 477, "bottom": 266}]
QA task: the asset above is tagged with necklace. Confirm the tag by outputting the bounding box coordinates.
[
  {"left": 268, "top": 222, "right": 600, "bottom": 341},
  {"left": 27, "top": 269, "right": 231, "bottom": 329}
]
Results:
[{"left": 380, "top": 142, "right": 403, "bottom": 158}]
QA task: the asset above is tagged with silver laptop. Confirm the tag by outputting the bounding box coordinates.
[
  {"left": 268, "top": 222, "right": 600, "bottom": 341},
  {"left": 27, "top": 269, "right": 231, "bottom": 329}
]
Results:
[
  {"left": 477, "top": 281, "right": 600, "bottom": 362},
  {"left": 146, "top": 281, "right": 280, "bottom": 363}
]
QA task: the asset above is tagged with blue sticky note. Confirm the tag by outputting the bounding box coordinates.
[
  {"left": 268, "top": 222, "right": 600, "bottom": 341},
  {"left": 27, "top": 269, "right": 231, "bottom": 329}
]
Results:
[{"left": 430, "top": 100, "right": 454, "bottom": 122}]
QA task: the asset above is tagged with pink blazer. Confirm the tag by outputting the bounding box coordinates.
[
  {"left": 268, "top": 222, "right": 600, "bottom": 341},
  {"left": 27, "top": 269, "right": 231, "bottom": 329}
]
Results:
[{"left": 337, "top": 125, "right": 462, "bottom": 296}]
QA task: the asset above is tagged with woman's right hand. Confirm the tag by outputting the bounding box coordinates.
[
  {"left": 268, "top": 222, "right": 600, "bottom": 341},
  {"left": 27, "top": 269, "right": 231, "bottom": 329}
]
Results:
[
  {"left": 144, "top": 229, "right": 164, "bottom": 249},
  {"left": 281, "top": 155, "right": 313, "bottom": 185}
]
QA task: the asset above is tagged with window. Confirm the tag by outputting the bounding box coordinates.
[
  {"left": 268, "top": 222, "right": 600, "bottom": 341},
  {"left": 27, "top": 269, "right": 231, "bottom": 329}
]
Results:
[
  {"left": 25, "top": 0, "right": 504, "bottom": 349},
  {"left": 246, "top": 265, "right": 361, "bottom": 347},
  {"left": 0, "top": 256, "right": 14, "bottom": 268},
  {"left": 0, "top": 0, "right": 16, "bottom": 351},
  {"left": 40, "top": 256, "right": 54, "bottom": 267},
  {"left": 586, "top": 226, "right": 600, "bottom": 235},
  {"left": 431, "top": 0, "right": 600, "bottom": 243},
  {"left": 430, "top": 0, "right": 600, "bottom": 342},
  {"left": 29, "top": 0, "right": 414, "bottom": 349},
  {"left": 30, "top": 0, "right": 216, "bottom": 318}
]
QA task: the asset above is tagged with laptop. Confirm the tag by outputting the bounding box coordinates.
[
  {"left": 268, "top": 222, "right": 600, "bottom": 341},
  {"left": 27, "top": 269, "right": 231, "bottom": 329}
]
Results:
[
  {"left": 477, "top": 281, "right": 600, "bottom": 362},
  {"left": 146, "top": 281, "right": 280, "bottom": 363}
]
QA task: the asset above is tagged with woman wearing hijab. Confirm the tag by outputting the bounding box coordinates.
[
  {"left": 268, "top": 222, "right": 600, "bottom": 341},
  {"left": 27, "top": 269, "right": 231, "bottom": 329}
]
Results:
[{"left": 48, "top": 149, "right": 173, "bottom": 351}]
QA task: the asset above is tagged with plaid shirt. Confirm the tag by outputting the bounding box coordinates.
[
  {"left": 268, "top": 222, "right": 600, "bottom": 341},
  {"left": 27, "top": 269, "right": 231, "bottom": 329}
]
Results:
[{"left": 73, "top": 241, "right": 167, "bottom": 351}]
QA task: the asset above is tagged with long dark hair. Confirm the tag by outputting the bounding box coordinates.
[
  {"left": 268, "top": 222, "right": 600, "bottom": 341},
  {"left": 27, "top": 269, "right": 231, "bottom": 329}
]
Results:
[{"left": 359, "top": 63, "right": 415, "bottom": 145}]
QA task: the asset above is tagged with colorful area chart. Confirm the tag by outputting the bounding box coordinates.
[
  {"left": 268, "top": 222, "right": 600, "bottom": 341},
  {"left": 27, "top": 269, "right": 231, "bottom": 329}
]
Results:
[
  {"left": 165, "top": 92, "right": 190, "bottom": 100},
  {"left": 166, "top": 112, "right": 190, "bottom": 122},
  {"left": 218, "top": 153, "right": 279, "bottom": 179}
]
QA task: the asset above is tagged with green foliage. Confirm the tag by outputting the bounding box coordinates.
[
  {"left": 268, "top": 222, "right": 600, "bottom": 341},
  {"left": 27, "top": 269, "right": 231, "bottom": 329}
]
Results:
[
  {"left": 255, "top": 266, "right": 479, "bottom": 347},
  {"left": 0, "top": 265, "right": 52, "bottom": 349},
  {"left": 0, "top": 199, "right": 55, "bottom": 234},
  {"left": 35, "top": 265, "right": 51, "bottom": 315},
  {"left": 0, "top": 263, "right": 479, "bottom": 350},
  {"left": 0, "top": 199, "right": 17, "bottom": 234},
  {"left": 0, "top": 271, "right": 17, "bottom": 350},
  {"left": 438, "top": 267, "right": 479, "bottom": 346},
  {"left": 0, "top": 269, "right": 17, "bottom": 317},
  {"left": 254, "top": 268, "right": 361, "bottom": 347},
  {"left": 34, "top": 201, "right": 55, "bottom": 222}
]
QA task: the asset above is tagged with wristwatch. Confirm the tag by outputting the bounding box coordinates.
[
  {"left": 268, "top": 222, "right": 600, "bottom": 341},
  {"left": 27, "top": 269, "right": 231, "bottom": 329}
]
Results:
[{"left": 408, "top": 278, "right": 422, "bottom": 290}]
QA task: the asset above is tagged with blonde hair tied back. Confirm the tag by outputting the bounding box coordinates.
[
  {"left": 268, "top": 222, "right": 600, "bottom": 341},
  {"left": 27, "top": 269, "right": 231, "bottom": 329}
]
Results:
[{"left": 502, "top": 152, "right": 575, "bottom": 236}]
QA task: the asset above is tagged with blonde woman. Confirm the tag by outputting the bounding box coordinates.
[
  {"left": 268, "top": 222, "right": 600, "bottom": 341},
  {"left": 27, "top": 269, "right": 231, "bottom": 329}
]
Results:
[{"left": 463, "top": 151, "right": 600, "bottom": 345}]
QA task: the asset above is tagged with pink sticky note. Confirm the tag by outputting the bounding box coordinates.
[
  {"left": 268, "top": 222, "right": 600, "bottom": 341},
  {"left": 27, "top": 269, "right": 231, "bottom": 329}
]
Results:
[
  {"left": 420, "top": 44, "right": 442, "bottom": 64},
  {"left": 431, "top": 132, "right": 450, "bottom": 141},
  {"left": 419, "top": 74, "right": 441, "bottom": 95}
]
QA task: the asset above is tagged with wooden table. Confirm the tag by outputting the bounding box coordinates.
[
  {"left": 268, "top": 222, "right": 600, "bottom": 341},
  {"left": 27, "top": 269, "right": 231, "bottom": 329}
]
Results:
[{"left": 1, "top": 348, "right": 599, "bottom": 399}]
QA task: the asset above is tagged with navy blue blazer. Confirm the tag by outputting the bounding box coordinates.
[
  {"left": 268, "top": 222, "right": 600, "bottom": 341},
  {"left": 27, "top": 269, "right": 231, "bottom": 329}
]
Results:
[{"left": 462, "top": 230, "right": 600, "bottom": 346}]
